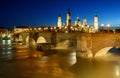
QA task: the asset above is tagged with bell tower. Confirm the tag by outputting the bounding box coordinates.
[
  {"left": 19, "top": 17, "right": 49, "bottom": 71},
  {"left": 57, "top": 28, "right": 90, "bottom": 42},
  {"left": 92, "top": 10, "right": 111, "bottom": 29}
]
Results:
[
  {"left": 94, "top": 14, "right": 98, "bottom": 31},
  {"left": 66, "top": 8, "right": 71, "bottom": 26},
  {"left": 57, "top": 13, "right": 62, "bottom": 27},
  {"left": 83, "top": 16, "right": 87, "bottom": 26}
]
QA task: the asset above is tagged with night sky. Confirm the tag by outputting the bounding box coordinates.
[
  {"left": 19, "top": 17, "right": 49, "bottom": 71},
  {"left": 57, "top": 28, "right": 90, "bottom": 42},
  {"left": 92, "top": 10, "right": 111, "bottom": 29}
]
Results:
[{"left": 0, "top": 0, "right": 120, "bottom": 29}]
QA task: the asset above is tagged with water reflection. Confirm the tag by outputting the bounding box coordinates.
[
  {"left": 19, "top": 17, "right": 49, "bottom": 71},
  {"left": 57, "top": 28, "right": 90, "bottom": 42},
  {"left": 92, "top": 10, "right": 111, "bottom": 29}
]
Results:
[{"left": 1, "top": 44, "right": 120, "bottom": 78}]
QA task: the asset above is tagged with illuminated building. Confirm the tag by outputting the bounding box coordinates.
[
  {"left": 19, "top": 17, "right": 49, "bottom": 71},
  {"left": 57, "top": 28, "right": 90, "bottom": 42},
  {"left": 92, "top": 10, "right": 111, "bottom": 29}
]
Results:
[
  {"left": 83, "top": 16, "right": 87, "bottom": 27},
  {"left": 74, "top": 17, "right": 81, "bottom": 26},
  {"left": 57, "top": 9, "right": 99, "bottom": 33},
  {"left": 94, "top": 14, "right": 98, "bottom": 32},
  {"left": 66, "top": 9, "right": 71, "bottom": 26},
  {"left": 57, "top": 13, "right": 62, "bottom": 27}
]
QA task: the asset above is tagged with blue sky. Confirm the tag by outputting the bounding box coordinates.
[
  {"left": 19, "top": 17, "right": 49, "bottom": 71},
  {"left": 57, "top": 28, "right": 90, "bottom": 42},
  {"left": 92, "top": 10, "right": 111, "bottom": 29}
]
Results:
[{"left": 0, "top": 0, "right": 120, "bottom": 29}]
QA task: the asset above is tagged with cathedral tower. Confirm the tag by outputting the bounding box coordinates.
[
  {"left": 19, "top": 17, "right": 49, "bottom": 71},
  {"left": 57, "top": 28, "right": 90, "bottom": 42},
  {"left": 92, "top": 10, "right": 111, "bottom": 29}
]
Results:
[
  {"left": 94, "top": 14, "right": 98, "bottom": 31},
  {"left": 66, "top": 9, "right": 71, "bottom": 26},
  {"left": 57, "top": 13, "right": 62, "bottom": 27},
  {"left": 83, "top": 16, "right": 87, "bottom": 26},
  {"left": 75, "top": 17, "right": 81, "bottom": 26}
]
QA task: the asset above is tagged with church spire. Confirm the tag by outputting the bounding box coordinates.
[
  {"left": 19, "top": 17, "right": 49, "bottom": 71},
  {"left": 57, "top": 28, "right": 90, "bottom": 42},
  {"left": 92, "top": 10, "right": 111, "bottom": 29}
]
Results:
[
  {"left": 95, "top": 12, "right": 98, "bottom": 17},
  {"left": 94, "top": 13, "right": 98, "bottom": 32},
  {"left": 68, "top": 8, "right": 70, "bottom": 14},
  {"left": 83, "top": 16, "right": 87, "bottom": 26},
  {"left": 58, "top": 12, "right": 61, "bottom": 17},
  {"left": 66, "top": 8, "right": 71, "bottom": 26},
  {"left": 57, "top": 12, "right": 62, "bottom": 27}
]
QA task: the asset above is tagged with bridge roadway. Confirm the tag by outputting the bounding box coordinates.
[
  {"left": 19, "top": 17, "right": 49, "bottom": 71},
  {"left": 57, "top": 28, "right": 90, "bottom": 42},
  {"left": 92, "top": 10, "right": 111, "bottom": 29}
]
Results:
[{"left": 12, "top": 31, "right": 120, "bottom": 57}]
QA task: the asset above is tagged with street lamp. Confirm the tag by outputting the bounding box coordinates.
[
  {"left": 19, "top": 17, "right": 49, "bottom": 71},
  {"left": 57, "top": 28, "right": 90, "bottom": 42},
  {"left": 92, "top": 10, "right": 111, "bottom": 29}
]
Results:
[
  {"left": 101, "top": 24, "right": 104, "bottom": 31},
  {"left": 107, "top": 24, "right": 110, "bottom": 33}
]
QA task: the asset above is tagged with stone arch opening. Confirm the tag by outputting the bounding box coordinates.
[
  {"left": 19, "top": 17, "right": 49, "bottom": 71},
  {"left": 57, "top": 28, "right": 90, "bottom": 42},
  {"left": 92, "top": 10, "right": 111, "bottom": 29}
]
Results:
[
  {"left": 36, "top": 36, "right": 47, "bottom": 43},
  {"left": 94, "top": 47, "right": 113, "bottom": 57},
  {"left": 18, "top": 35, "right": 23, "bottom": 42},
  {"left": 108, "top": 47, "right": 120, "bottom": 55}
]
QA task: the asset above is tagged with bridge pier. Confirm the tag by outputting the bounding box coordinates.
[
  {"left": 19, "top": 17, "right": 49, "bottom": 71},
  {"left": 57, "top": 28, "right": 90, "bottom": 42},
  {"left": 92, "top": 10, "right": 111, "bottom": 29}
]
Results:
[{"left": 76, "top": 34, "right": 93, "bottom": 58}]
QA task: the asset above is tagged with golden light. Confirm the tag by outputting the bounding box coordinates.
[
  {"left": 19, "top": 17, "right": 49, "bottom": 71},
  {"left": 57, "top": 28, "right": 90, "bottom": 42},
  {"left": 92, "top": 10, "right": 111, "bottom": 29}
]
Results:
[
  {"left": 44, "top": 27, "right": 46, "bottom": 30},
  {"left": 46, "top": 27, "right": 48, "bottom": 30},
  {"left": 50, "top": 27, "right": 53, "bottom": 30},
  {"left": 82, "top": 25, "right": 84, "bottom": 28},
  {"left": 65, "top": 26, "right": 67, "bottom": 29},
  {"left": 70, "top": 26, "right": 73, "bottom": 29},
  {"left": 30, "top": 28, "right": 32, "bottom": 30},
  {"left": 34, "top": 28, "right": 36, "bottom": 30},
  {"left": 54, "top": 27, "right": 56, "bottom": 29},
  {"left": 59, "top": 27, "right": 62, "bottom": 30},
  {"left": 38, "top": 27, "right": 40, "bottom": 30}
]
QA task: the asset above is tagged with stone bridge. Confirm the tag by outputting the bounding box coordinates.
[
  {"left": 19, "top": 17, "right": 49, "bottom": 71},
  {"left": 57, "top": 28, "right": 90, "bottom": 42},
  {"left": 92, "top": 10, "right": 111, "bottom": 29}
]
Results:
[{"left": 12, "top": 32, "right": 120, "bottom": 58}]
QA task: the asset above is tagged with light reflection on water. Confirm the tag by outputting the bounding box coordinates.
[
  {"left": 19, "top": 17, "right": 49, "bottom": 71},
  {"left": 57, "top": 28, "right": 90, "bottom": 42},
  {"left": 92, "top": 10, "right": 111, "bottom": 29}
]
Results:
[{"left": 0, "top": 45, "right": 120, "bottom": 78}]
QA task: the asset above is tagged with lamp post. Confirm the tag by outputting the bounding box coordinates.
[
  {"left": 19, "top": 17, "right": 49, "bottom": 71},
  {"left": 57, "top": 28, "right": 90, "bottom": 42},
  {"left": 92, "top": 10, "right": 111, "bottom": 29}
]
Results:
[
  {"left": 107, "top": 24, "right": 110, "bottom": 33},
  {"left": 101, "top": 24, "right": 104, "bottom": 31}
]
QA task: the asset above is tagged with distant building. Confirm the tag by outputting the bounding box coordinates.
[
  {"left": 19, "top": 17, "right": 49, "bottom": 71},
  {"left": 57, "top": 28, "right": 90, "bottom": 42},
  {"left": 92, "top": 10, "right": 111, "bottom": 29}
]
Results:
[
  {"left": 94, "top": 14, "right": 98, "bottom": 32},
  {"left": 58, "top": 9, "right": 99, "bottom": 33},
  {"left": 66, "top": 9, "right": 71, "bottom": 26},
  {"left": 14, "top": 26, "right": 29, "bottom": 33},
  {"left": 57, "top": 13, "right": 62, "bottom": 27},
  {"left": 83, "top": 16, "right": 87, "bottom": 27},
  {"left": 74, "top": 17, "right": 81, "bottom": 26}
]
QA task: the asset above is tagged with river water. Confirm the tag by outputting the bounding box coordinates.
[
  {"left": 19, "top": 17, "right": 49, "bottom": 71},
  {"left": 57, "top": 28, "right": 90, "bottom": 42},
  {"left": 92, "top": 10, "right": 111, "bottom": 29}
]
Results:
[{"left": 0, "top": 44, "right": 120, "bottom": 78}]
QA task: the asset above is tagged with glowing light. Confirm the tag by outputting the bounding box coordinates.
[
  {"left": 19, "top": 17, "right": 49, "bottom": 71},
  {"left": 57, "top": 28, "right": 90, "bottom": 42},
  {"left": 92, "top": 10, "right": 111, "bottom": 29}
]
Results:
[
  {"left": 54, "top": 27, "right": 56, "bottom": 29},
  {"left": 65, "top": 26, "right": 67, "bottom": 29},
  {"left": 82, "top": 25, "right": 84, "bottom": 28},
  {"left": 50, "top": 27, "right": 53, "bottom": 30},
  {"left": 70, "top": 26, "right": 73, "bottom": 29},
  {"left": 34, "top": 28, "right": 36, "bottom": 30},
  {"left": 115, "top": 65, "right": 120, "bottom": 77},
  {"left": 101, "top": 24, "right": 104, "bottom": 27},
  {"left": 30, "top": 28, "right": 32, "bottom": 30},
  {"left": 45, "top": 27, "right": 47, "bottom": 29},
  {"left": 38, "top": 27, "right": 41, "bottom": 30},
  {"left": 87, "top": 25, "right": 89, "bottom": 28},
  {"left": 107, "top": 24, "right": 110, "bottom": 27},
  {"left": 59, "top": 27, "right": 62, "bottom": 29}
]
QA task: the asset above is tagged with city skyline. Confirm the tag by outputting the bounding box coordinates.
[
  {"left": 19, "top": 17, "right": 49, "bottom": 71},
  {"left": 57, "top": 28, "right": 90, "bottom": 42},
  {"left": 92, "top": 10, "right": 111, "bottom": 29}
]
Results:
[{"left": 0, "top": 0, "right": 120, "bottom": 29}]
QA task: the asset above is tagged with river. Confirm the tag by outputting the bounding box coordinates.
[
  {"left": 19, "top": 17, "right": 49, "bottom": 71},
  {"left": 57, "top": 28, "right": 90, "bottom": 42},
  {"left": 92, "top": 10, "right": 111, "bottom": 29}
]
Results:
[{"left": 0, "top": 44, "right": 120, "bottom": 78}]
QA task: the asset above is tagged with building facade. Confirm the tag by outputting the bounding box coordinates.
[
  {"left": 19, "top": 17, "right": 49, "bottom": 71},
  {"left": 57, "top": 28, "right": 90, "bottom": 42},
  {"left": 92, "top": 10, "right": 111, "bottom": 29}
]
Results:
[{"left": 57, "top": 13, "right": 62, "bottom": 27}]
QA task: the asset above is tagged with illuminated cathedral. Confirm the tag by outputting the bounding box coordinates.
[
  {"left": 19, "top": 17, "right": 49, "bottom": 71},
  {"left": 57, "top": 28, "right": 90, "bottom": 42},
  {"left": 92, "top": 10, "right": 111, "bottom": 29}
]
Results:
[{"left": 57, "top": 9, "right": 98, "bottom": 33}]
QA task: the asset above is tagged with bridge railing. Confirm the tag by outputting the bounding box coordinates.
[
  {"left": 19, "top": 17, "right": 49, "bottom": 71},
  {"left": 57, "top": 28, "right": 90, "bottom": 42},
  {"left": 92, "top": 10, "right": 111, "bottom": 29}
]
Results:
[{"left": 13, "top": 26, "right": 120, "bottom": 34}]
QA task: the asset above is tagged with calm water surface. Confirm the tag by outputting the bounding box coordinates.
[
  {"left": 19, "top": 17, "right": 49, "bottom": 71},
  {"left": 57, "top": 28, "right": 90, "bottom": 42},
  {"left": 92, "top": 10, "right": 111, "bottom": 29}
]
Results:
[{"left": 0, "top": 45, "right": 120, "bottom": 78}]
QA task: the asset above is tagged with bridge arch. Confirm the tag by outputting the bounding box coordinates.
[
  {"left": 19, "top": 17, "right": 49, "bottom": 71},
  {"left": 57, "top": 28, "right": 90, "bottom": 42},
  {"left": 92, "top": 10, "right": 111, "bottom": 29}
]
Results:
[
  {"left": 36, "top": 36, "right": 47, "bottom": 43},
  {"left": 18, "top": 35, "right": 23, "bottom": 42},
  {"left": 94, "top": 47, "right": 113, "bottom": 57}
]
